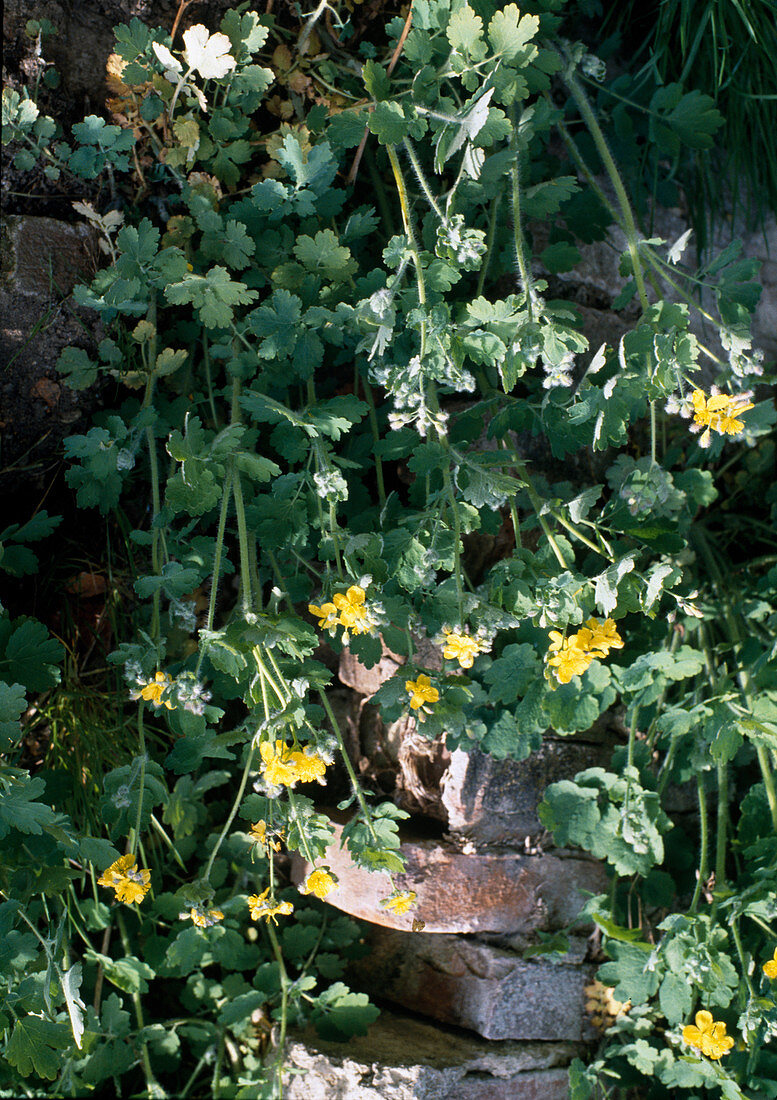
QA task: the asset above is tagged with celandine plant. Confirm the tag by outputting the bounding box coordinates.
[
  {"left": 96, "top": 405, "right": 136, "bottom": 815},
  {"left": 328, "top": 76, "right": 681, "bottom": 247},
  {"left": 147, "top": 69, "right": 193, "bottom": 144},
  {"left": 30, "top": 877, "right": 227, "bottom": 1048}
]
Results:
[{"left": 1, "top": 1, "right": 776, "bottom": 1096}]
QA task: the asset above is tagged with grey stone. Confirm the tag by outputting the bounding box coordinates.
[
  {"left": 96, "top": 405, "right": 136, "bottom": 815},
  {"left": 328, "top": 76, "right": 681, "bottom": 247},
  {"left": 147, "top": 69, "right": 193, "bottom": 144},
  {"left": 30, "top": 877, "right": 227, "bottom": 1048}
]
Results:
[
  {"left": 441, "top": 735, "right": 614, "bottom": 846},
  {"left": 285, "top": 1008, "right": 579, "bottom": 1099},
  {"left": 349, "top": 930, "right": 596, "bottom": 1042}
]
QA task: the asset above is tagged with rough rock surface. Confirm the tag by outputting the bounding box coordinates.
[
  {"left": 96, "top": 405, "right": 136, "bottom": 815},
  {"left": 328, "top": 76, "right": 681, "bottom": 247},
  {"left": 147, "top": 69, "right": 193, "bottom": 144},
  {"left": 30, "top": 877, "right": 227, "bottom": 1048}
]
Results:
[
  {"left": 349, "top": 929, "right": 596, "bottom": 1042},
  {"left": 440, "top": 732, "right": 615, "bottom": 846},
  {"left": 291, "top": 821, "right": 605, "bottom": 933},
  {"left": 285, "top": 1009, "right": 578, "bottom": 1099},
  {"left": 0, "top": 216, "right": 98, "bottom": 493}
]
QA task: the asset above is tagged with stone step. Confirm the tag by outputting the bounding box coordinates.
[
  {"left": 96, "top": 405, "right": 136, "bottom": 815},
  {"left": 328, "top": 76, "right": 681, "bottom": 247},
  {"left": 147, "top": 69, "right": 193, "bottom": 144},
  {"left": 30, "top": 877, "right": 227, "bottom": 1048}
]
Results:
[
  {"left": 291, "top": 821, "right": 605, "bottom": 934},
  {"left": 348, "top": 929, "right": 596, "bottom": 1042},
  {"left": 284, "top": 1006, "right": 580, "bottom": 1099}
]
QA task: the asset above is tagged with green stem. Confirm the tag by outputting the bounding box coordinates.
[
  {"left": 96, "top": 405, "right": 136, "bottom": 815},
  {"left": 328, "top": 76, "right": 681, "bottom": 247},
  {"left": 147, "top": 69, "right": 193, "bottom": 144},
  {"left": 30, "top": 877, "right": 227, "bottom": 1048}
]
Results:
[
  {"left": 650, "top": 401, "right": 657, "bottom": 465},
  {"left": 117, "top": 910, "right": 162, "bottom": 1098},
  {"left": 130, "top": 705, "right": 147, "bottom": 861},
  {"left": 689, "top": 775, "right": 709, "bottom": 913},
  {"left": 202, "top": 741, "right": 257, "bottom": 884},
  {"left": 264, "top": 921, "right": 290, "bottom": 1099},
  {"left": 363, "top": 382, "right": 387, "bottom": 510},
  {"left": 386, "top": 144, "right": 427, "bottom": 354},
  {"left": 232, "top": 466, "right": 254, "bottom": 613},
  {"left": 442, "top": 465, "right": 464, "bottom": 625},
  {"left": 510, "top": 148, "right": 534, "bottom": 319},
  {"left": 328, "top": 501, "right": 344, "bottom": 581},
  {"left": 475, "top": 192, "right": 502, "bottom": 299},
  {"left": 730, "top": 917, "right": 755, "bottom": 996},
  {"left": 557, "top": 64, "right": 650, "bottom": 313},
  {"left": 318, "top": 689, "right": 379, "bottom": 845},
  {"left": 402, "top": 138, "right": 446, "bottom": 222},
  {"left": 195, "top": 471, "right": 232, "bottom": 678},
  {"left": 715, "top": 760, "right": 728, "bottom": 889}
]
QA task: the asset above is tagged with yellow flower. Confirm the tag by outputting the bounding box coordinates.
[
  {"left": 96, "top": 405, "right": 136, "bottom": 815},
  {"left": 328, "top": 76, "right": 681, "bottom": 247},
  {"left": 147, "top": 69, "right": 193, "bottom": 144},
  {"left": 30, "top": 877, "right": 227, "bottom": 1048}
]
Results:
[
  {"left": 249, "top": 820, "right": 283, "bottom": 852},
  {"left": 691, "top": 389, "right": 754, "bottom": 448},
  {"left": 547, "top": 618, "right": 624, "bottom": 684},
  {"left": 581, "top": 617, "right": 624, "bottom": 657},
  {"left": 247, "top": 888, "right": 294, "bottom": 924},
  {"left": 547, "top": 632, "right": 593, "bottom": 684},
  {"left": 682, "top": 1010, "right": 735, "bottom": 1060},
  {"left": 309, "top": 600, "right": 338, "bottom": 632},
  {"left": 97, "top": 853, "right": 152, "bottom": 905},
  {"left": 139, "top": 671, "right": 174, "bottom": 709},
  {"left": 584, "top": 980, "right": 631, "bottom": 1031},
  {"left": 331, "top": 585, "right": 376, "bottom": 636},
  {"left": 441, "top": 628, "right": 486, "bottom": 669},
  {"left": 260, "top": 740, "right": 298, "bottom": 787},
  {"left": 183, "top": 906, "right": 224, "bottom": 928},
  {"left": 764, "top": 948, "right": 777, "bottom": 979},
  {"left": 405, "top": 673, "right": 439, "bottom": 711},
  {"left": 300, "top": 868, "right": 337, "bottom": 899},
  {"left": 381, "top": 890, "right": 417, "bottom": 915},
  {"left": 288, "top": 748, "right": 328, "bottom": 785}
]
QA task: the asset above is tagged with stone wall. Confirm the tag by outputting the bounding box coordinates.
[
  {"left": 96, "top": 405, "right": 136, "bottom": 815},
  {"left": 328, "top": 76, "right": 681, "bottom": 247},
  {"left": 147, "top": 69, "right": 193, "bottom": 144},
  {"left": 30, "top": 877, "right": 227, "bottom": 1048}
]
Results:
[{"left": 283, "top": 640, "right": 616, "bottom": 1097}]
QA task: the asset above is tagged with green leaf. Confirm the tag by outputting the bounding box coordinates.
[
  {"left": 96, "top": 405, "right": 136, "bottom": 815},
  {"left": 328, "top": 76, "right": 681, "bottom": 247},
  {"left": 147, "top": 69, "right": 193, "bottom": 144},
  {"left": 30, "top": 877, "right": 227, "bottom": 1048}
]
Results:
[
  {"left": 523, "top": 176, "right": 579, "bottom": 218},
  {"left": 0, "top": 681, "right": 26, "bottom": 752},
  {"left": 483, "top": 643, "right": 540, "bottom": 705},
  {"left": 5, "top": 1017, "right": 71, "bottom": 1079},
  {"left": 487, "top": 5, "right": 539, "bottom": 63},
  {"left": 166, "top": 266, "right": 258, "bottom": 328},
  {"left": 447, "top": 6, "right": 486, "bottom": 60},
  {"left": 0, "top": 773, "right": 58, "bottom": 839},
  {"left": 310, "top": 982, "right": 380, "bottom": 1041},
  {"left": 659, "top": 971, "right": 692, "bottom": 1025},
  {"left": 598, "top": 941, "right": 661, "bottom": 1003},
  {"left": 540, "top": 241, "right": 581, "bottom": 273},
  {"left": 481, "top": 710, "right": 542, "bottom": 760},
  {"left": 85, "top": 951, "right": 155, "bottom": 994},
  {"left": 538, "top": 778, "right": 600, "bottom": 846},
  {"left": 56, "top": 346, "right": 97, "bottom": 390},
  {"left": 362, "top": 59, "right": 391, "bottom": 101},
  {"left": 367, "top": 101, "right": 410, "bottom": 146},
  {"left": 0, "top": 617, "right": 62, "bottom": 691},
  {"left": 293, "top": 230, "right": 356, "bottom": 282}
]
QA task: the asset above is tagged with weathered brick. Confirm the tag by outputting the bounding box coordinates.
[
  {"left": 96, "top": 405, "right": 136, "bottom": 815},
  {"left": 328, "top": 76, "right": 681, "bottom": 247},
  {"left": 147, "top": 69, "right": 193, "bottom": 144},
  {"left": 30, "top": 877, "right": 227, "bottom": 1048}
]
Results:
[
  {"left": 441, "top": 734, "right": 615, "bottom": 845},
  {"left": 291, "top": 822, "right": 604, "bottom": 933},
  {"left": 349, "top": 930, "right": 596, "bottom": 1042},
  {"left": 284, "top": 1007, "right": 578, "bottom": 1099}
]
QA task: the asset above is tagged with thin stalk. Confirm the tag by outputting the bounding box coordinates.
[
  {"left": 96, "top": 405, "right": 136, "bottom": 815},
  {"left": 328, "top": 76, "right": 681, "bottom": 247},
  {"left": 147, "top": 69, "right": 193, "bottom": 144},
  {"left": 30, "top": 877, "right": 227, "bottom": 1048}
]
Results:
[
  {"left": 385, "top": 143, "right": 427, "bottom": 354},
  {"left": 689, "top": 775, "right": 709, "bottom": 913},
  {"left": 116, "top": 910, "right": 162, "bottom": 1098},
  {"left": 363, "top": 382, "right": 387, "bottom": 509},
  {"left": 555, "top": 70, "right": 650, "bottom": 312},
  {"left": 442, "top": 465, "right": 464, "bottom": 625},
  {"left": 232, "top": 467, "right": 254, "bottom": 613},
  {"left": 264, "top": 921, "right": 290, "bottom": 1099},
  {"left": 130, "top": 704, "right": 147, "bottom": 860},
  {"left": 328, "top": 501, "right": 344, "bottom": 580},
  {"left": 475, "top": 192, "right": 502, "bottom": 299},
  {"left": 195, "top": 471, "right": 232, "bottom": 678},
  {"left": 318, "top": 689, "right": 379, "bottom": 844},
  {"left": 402, "top": 138, "right": 446, "bottom": 222},
  {"left": 715, "top": 760, "right": 728, "bottom": 889},
  {"left": 202, "top": 741, "right": 257, "bottom": 884},
  {"left": 149, "top": 813, "right": 187, "bottom": 871},
  {"left": 510, "top": 149, "right": 534, "bottom": 319}
]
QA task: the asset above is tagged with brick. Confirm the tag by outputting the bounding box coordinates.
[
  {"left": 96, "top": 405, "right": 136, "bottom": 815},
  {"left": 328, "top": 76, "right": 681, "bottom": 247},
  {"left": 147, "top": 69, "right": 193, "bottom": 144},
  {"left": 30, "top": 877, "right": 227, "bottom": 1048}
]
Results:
[
  {"left": 441, "top": 734, "right": 614, "bottom": 846},
  {"left": 284, "top": 1007, "right": 578, "bottom": 1099},
  {"left": 291, "top": 822, "right": 605, "bottom": 933},
  {"left": 349, "top": 930, "right": 595, "bottom": 1042}
]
